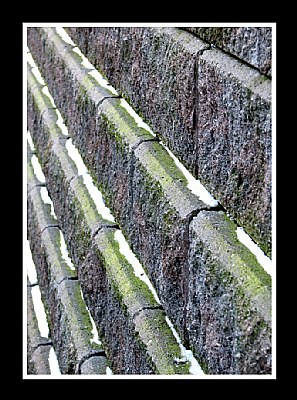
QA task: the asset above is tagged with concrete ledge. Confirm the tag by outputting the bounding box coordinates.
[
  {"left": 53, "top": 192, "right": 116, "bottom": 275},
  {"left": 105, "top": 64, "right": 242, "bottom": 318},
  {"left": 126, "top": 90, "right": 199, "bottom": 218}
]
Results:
[
  {"left": 80, "top": 228, "right": 191, "bottom": 374},
  {"left": 184, "top": 27, "right": 272, "bottom": 76},
  {"left": 196, "top": 48, "right": 271, "bottom": 256},
  {"left": 187, "top": 211, "right": 271, "bottom": 374},
  {"left": 27, "top": 74, "right": 193, "bottom": 375},
  {"left": 65, "top": 27, "right": 272, "bottom": 256},
  {"left": 27, "top": 158, "right": 107, "bottom": 374},
  {"left": 27, "top": 31, "right": 272, "bottom": 374}
]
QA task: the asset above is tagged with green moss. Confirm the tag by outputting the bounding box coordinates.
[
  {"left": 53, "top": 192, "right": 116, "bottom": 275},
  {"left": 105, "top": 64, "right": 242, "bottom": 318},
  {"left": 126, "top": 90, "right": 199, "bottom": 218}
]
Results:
[
  {"left": 135, "top": 311, "right": 191, "bottom": 375},
  {"left": 94, "top": 229, "right": 159, "bottom": 312}
]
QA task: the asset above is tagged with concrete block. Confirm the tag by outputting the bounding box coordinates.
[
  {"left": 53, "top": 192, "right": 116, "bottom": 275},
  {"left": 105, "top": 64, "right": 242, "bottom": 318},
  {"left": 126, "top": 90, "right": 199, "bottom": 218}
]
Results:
[
  {"left": 80, "top": 356, "right": 107, "bottom": 375},
  {"left": 185, "top": 27, "right": 272, "bottom": 76},
  {"left": 196, "top": 48, "right": 272, "bottom": 256},
  {"left": 187, "top": 211, "right": 271, "bottom": 374},
  {"left": 27, "top": 172, "right": 108, "bottom": 374},
  {"left": 46, "top": 139, "right": 116, "bottom": 266},
  {"left": 27, "top": 27, "right": 117, "bottom": 131},
  {"left": 92, "top": 99, "right": 210, "bottom": 336},
  {"left": 65, "top": 27, "right": 272, "bottom": 256},
  {"left": 79, "top": 227, "right": 191, "bottom": 374},
  {"left": 66, "top": 27, "right": 208, "bottom": 175}
]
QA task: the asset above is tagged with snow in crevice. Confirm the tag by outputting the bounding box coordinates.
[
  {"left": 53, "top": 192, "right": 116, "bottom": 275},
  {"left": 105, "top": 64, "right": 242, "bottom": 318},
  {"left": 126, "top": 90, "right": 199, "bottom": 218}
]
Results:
[
  {"left": 79, "top": 288, "right": 101, "bottom": 346},
  {"left": 48, "top": 347, "right": 62, "bottom": 375},
  {"left": 65, "top": 138, "right": 115, "bottom": 222},
  {"left": 30, "top": 285, "right": 50, "bottom": 338},
  {"left": 59, "top": 231, "right": 75, "bottom": 271},
  {"left": 31, "top": 154, "right": 46, "bottom": 183},
  {"left": 165, "top": 316, "right": 205, "bottom": 376},
  {"left": 120, "top": 98, "right": 155, "bottom": 134},
  {"left": 236, "top": 227, "right": 272, "bottom": 276},
  {"left": 40, "top": 187, "right": 57, "bottom": 218},
  {"left": 114, "top": 230, "right": 161, "bottom": 304},
  {"left": 27, "top": 131, "right": 35, "bottom": 151}
]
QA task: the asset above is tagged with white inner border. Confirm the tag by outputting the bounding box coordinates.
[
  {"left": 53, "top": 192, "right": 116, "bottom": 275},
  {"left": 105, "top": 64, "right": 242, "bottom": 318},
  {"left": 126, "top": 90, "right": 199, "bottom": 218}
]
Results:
[{"left": 23, "top": 22, "right": 276, "bottom": 380}]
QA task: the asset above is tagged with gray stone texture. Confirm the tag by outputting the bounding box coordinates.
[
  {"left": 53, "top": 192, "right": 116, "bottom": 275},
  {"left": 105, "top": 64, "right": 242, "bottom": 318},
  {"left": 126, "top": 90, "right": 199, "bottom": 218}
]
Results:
[
  {"left": 27, "top": 76, "right": 192, "bottom": 375},
  {"left": 27, "top": 30, "right": 272, "bottom": 374},
  {"left": 79, "top": 228, "right": 191, "bottom": 374},
  {"left": 27, "top": 161, "right": 107, "bottom": 374},
  {"left": 184, "top": 27, "right": 272, "bottom": 76},
  {"left": 65, "top": 27, "right": 272, "bottom": 256},
  {"left": 80, "top": 356, "right": 108, "bottom": 375},
  {"left": 187, "top": 211, "right": 271, "bottom": 374},
  {"left": 27, "top": 285, "right": 51, "bottom": 374},
  {"left": 27, "top": 28, "right": 211, "bottom": 336}
]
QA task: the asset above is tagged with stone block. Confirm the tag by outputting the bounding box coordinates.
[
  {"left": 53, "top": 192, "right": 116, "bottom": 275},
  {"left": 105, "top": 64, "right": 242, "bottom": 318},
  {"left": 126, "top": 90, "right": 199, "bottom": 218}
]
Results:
[
  {"left": 79, "top": 227, "right": 191, "bottom": 374},
  {"left": 185, "top": 27, "right": 272, "bottom": 76},
  {"left": 187, "top": 211, "right": 271, "bottom": 374},
  {"left": 195, "top": 48, "right": 271, "bottom": 255}
]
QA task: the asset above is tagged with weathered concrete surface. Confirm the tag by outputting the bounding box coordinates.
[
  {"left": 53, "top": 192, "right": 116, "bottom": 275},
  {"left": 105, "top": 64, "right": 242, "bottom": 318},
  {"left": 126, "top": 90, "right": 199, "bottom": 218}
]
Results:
[
  {"left": 187, "top": 211, "right": 271, "bottom": 374},
  {"left": 184, "top": 27, "right": 272, "bottom": 76},
  {"left": 80, "top": 356, "right": 108, "bottom": 375},
  {"left": 27, "top": 158, "right": 107, "bottom": 374},
  {"left": 27, "top": 77, "right": 193, "bottom": 375},
  {"left": 27, "top": 285, "right": 51, "bottom": 374},
  {"left": 79, "top": 228, "right": 191, "bottom": 374},
  {"left": 196, "top": 49, "right": 271, "bottom": 256},
  {"left": 27, "top": 28, "right": 117, "bottom": 137},
  {"left": 27, "top": 30, "right": 212, "bottom": 337},
  {"left": 66, "top": 27, "right": 208, "bottom": 175},
  {"left": 27, "top": 34, "right": 272, "bottom": 374},
  {"left": 65, "top": 27, "right": 272, "bottom": 256}
]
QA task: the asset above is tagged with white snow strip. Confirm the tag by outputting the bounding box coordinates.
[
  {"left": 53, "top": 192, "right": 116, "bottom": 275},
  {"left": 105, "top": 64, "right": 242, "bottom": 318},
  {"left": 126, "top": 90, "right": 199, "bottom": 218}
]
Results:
[
  {"left": 55, "top": 109, "right": 68, "bottom": 135},
  {"left": 82, "top": 175, "right": 115, "bottom": 222},
  {"left": 27, "top": 52, "right": 46, "bottom": 85},
  {"left": 55, "top": 26, "right": 76, "bottom": 46},
  {"left": 40, "top": 187, "right": 57, "bottom": 218},
  {"left": 42, "top": 86, "right": 56, "bottom": 108},
  {"left": 80, "top": 289, "right": 102, "bottom": 345},
  {"left": 27, "top": 131, "right": 35, "bottom": 151},
  {"left": 236, "top": 227, "right": 272, "bottom": 276},
  {"left": 161, "top": 142, "right": 219, "bottom": 207},
  {"left": 88, "top": 69, "right": 119, "bottom": 95},
  {"left": 120, "top": 98, "right": 155, "bottom": 135},
  {"left": 26, "top": 241, "right": 38, "bottom": 285},
  {"left": 59, "top": 231, "right": 75, "bottom": 270},
  {"left": 48, "top": 347, "right": 62, "bottom": 375},
  {"left": 65, "top": 138, "right": 115, "bottom": 222},
  {"left": 31, "top": 285, "right": 50, "bottom": 338},
  {"left": 31, "top": 154, "right": 46, "bottom": 183},
  {"left": 106, "top": 366, "right": 113, "bottom": 375},
  {"left": 114, "top": 230, "right": 161, "bottom": 304},
  {"left": 72, "top": 47, "right": 94, "bottom": 69},
  {"left": 165, "top": 316, "right": 205, "bottom": 376},
  {"left": 65, "top": 138, "right": 88, "bottom": 176},
  {"left": 72, "top": 46, "right": 119, "bottom": 95}
]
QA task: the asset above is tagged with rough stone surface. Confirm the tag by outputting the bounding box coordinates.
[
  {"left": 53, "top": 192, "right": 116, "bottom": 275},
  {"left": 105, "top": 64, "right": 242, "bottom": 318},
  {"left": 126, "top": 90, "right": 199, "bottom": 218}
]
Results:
[
  {"left": 29, "top": 345, "right": 52, "bottom": 375},
  {"left": 65, "top": 27, "right": 272, "bottom": 256},
  {"left": 187, "top": 211, "right": 272, "bottom": 374},
  {"left": 27, "top": 27, "right": 117, "bottom": 135},
  {"left": 80, "top": 356, "right": 107, "bottom": 375},
  {"left": 27, "top": 285, "right": 51, "bottom": 374},
  {"left": 27, "top": 166, "right": 107, "bottom": 374},
  {"left": 79, "top": 228, "right": 191, "bottom": 375},
  {"left": 184, "top": 27, "right": 272, "bottom": 76},
  {"left": 88, "top": 98, "right": 210, "bottom": 336},
  {"left": 66, "top": 27, "right": 208, "bottom": 175},
  {"left": 195, "top": 49, "right": 271, "bottom": 256}
]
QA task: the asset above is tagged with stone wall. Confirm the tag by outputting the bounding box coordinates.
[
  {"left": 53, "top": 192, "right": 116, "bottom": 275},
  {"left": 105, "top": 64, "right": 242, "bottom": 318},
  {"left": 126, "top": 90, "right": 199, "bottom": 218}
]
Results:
[{"left": 26, "top": 26, "right": 272, "bottom": 375}]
